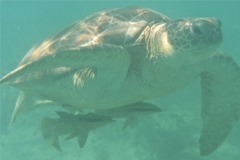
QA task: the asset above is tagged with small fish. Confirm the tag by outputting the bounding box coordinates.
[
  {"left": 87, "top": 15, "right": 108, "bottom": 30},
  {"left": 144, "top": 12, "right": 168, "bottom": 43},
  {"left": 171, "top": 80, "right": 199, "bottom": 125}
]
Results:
[
  {"left": 41, "top": 111, "right": 114, "bottom": 151},
  {"left": 95, "top": 102, "right": 161, "bottom": 129}
]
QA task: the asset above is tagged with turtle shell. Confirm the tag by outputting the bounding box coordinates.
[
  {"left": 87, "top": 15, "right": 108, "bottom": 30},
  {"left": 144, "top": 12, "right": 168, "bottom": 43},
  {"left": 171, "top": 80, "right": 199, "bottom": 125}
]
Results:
[{"left": 20, "top": 7, "right": 169, "bottom": 66}]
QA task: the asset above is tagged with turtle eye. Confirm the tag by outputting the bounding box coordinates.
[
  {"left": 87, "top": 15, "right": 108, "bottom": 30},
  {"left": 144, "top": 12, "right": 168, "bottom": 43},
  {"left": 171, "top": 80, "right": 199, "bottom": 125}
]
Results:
[
  {"left": 191, "top": 20, "right": 210, "bottom": 36},
  {"left": 192, "top": 25, "right": 202, "bottom": 35}
]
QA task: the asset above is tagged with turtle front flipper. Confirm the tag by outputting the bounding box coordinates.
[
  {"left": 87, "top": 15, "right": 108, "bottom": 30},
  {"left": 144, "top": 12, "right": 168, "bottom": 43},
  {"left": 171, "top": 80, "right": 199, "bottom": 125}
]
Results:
[
  {"left": 0, "top": 44, "right": 130, "bottom": 85},
  {"left": 199, "top": 52, "right": 240, "bottom": 156}
]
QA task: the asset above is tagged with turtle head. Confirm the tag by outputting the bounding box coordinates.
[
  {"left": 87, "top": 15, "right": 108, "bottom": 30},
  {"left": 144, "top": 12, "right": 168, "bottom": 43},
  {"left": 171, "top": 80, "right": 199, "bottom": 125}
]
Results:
[{"left": 149, "top": 18, "right": 222, "bottom": 59}]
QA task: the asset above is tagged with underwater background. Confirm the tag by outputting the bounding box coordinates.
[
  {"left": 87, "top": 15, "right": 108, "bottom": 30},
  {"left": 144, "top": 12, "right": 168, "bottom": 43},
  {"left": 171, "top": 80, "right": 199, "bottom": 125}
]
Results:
[{"left": 0, "top": 0, "right": 240, "bottom": 160}]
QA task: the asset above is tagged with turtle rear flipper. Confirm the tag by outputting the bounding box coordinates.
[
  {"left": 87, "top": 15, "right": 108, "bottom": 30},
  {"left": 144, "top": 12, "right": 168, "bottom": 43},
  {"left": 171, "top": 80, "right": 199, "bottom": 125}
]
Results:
[
  {"left": 10, "top": 92, "right": 33, "bottom": 125},
  {"left": 199, "top": 52, "right": 240, "bottom": 156},
  {"left": 10, "top": 92, "right": 57, "bottom": 125}
]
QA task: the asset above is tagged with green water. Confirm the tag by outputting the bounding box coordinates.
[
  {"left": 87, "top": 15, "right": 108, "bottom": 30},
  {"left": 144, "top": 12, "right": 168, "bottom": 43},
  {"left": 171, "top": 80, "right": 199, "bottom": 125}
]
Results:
[{"left": 0, "top": 1, "right": 240, "bottom": 160}]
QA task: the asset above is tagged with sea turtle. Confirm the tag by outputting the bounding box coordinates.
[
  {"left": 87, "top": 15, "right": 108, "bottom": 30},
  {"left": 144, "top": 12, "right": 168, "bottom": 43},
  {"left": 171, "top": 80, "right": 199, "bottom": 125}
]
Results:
[{"left": 0, "top": 7, "right": 239, "bottom": 155}]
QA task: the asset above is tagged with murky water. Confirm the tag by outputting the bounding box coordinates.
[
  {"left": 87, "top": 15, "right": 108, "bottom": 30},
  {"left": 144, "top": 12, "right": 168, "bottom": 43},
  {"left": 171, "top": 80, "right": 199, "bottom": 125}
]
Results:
[{"left": 1, "top": 1, "right": 240, "bottom": 160}]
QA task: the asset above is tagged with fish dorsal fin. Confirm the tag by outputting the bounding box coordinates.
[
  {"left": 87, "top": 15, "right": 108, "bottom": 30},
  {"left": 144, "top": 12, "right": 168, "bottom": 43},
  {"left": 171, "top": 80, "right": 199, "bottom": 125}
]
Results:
[
  {"left": 77, "top": 131, "right": 89, "bottom": 148},
  {"left": 122, "top": 116, "right": 138, "bottom": 130},
  {"left": 44, "top": 136, "right": 62, "bottom": 152},
  {"left": 51, "top": 137, "right": 62, "bottom": 152}
]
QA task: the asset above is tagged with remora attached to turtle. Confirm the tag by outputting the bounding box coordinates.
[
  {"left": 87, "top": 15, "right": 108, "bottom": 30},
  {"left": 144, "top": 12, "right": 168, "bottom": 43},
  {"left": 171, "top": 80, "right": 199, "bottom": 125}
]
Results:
[
  {"left": 42, "top": 102, "right": 160, "bottom": 151},
  {"left": 1, "top": 7, "right": 239, "bottom": 155},
  {"left": 41, "top": 111, "right": 114, "bottom": 151},
  {"left": 95, "top": 102, "right": 161, "bottom": 129}
]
